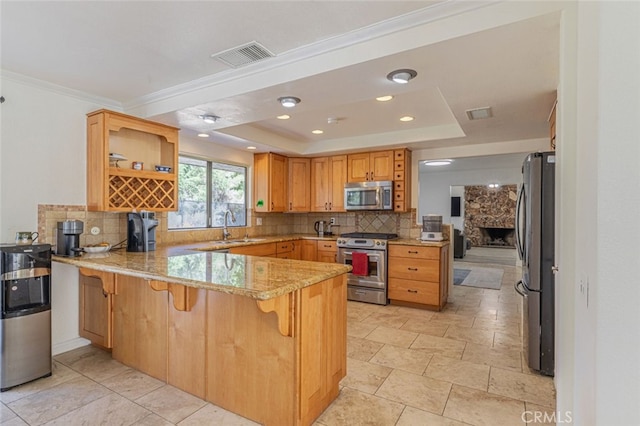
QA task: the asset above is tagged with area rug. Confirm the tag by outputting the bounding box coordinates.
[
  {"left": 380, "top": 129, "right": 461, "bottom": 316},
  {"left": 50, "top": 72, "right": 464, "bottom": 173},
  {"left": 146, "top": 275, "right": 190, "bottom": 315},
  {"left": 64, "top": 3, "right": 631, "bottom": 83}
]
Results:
[
  {"left": 454, "top": 268, "right": 471, "bottom": 285},
  {"left": 453, "top": 266, "right": 503, "bottom": 290}
]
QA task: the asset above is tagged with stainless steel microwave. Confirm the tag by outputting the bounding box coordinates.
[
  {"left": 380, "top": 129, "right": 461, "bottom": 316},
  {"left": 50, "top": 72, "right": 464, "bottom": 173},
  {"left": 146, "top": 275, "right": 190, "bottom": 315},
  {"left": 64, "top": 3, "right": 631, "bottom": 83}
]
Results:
[{"left": 344, "top": 181, "right": 393, "bottom": 211}]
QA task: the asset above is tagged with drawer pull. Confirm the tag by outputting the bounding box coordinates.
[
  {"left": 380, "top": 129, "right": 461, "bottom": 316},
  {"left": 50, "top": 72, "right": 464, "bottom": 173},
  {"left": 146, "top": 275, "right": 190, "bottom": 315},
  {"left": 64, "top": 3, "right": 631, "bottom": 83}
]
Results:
[
  {"left": 407, "top": 289, "right": 418, "bottom": 293},
  {"left": 407, "top": 267, "right": 418, "bottom": 271},
  {"left": 408, "top": 250, "right": 418, "bottom": 254}
]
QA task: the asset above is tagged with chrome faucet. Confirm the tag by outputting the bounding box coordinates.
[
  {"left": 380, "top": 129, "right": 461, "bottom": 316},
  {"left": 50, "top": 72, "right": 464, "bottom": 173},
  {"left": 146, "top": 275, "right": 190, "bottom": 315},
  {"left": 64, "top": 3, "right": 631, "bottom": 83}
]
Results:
[{"left": 223, "top": 210, "right": 236, "bottom": 241}]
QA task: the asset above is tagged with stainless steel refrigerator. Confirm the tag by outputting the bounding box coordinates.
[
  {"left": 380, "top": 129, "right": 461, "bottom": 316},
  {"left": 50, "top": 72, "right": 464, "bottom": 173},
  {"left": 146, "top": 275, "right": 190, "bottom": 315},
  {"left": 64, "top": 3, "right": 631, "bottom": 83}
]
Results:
[{"left": 515, "top": 152, "right": 555, "bottom": 376}]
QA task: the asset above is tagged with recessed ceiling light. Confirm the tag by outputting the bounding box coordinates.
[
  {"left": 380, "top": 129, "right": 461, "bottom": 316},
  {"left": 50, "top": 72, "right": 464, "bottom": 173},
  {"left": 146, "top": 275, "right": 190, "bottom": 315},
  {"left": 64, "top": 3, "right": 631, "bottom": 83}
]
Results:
[
  {"left": 278, "top": 96, "right": 301, "bottom": 108},
  {"left": 466, "top": 107, "right": 493, "bottom": 120},
  {"left": 399, "top": 116, "right": 414, "bottom": 122},
  {"left": 387, "top": 69, "right": 417, "bottom": 84},
  {"left": 277, "top": 114, "right": 290, "bottom": 120},
  {"left": 424, "top": 159, "right": 453, "bottom": 166},
  {"left": 247, "top": 146, "right": 257, "bottom": 150},
  {"left": 376, "top": 95, "right": 394, "bottom": 102},
  {"left": 197, "top": 133, "right": 209, "bottom": 138},
  {"left": 200, "top": 115, "right": 219, "bottom": 124},
  {"left": 312, "top": 129, "right": 324, "bottom": 135}
]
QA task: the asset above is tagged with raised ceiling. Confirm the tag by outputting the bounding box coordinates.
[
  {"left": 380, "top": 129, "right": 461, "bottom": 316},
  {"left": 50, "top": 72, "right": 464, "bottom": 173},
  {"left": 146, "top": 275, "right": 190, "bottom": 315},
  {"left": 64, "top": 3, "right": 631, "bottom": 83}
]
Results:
[{"left": 1, "top": 1, "right": 560, "bottom": 156}]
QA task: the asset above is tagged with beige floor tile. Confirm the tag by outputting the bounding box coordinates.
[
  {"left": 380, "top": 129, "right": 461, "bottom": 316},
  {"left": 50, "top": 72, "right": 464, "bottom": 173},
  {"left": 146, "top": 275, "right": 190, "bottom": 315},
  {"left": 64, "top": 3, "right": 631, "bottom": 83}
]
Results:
[
  {"left": 401, "top": 318, "right": 449, "bottom": 337},
  {"left": 362, "top": 312, "right": 410, "bottom": 329},
  {"left": 454, "top": 306, "right": 498, "bottom": 319},
  {"left": 347, "top": 306, "right": 371, "bottom": 322},
  {"left": 429, "top": 312, "right": 475, "bottom": 328},
  {"left": 493, "top": 331, "right": 523, "bottom": 351},
  {"left": 424, "top": 354, "right": 490, "bottom": 391},
  {"left": 340, "top": 358, "right": 392, "bottom": 394},
  {"left": 136, "top": 413, "right": 175, "bottom": 425},
  {"left": 1, "top": 402, "right": 18, "bottom": 422},
  {"left": 443, "top": 384, "right": 526, "bottom": 426},
  {"left": 375, "top": 369, "right": 451, "bottom": 415},
  {"left": 0, "top": 361, "right": 80, "bottom": 404},
  {"left": 394, "top": 306, "right": 435, "bottom": 320},
  {"left": 43, "top": 393, "right": 150, "bottom": 425},
  {"left": 347, "top": 336, "right": 384, "bottom": 361},
  {"left": 315, "top": 387, "right": 405, "bottom": 426},
  {"left": 54, "top": 345, "right": 132, "bottom": 383},
  {"left": 462, "top": 343, "right": 522, "bottom": 372},
  {"left": 347, "top": 321, "right": 377, "bottom": 338},
  {"left": 7, "top": 376, "right": 111, "bottom": 426},
  {"left": 396, "top": 406, "right": 468, "bottom": 426},
  {"left": 523, "top": 403, "right": 559, "bottom": 425},
  {"left": 2, "top": 417, "right": 28, "bottom": 426},
  {"left": 178, "top": 403, "right": 260, "bottom": 425},
  {"left": 444, "top": 326, "right": 495, "bottom": 347},
  {"left": 410, "top": 334, "right": 466, "bottom": 359},
  {"left": 365, "top": 326, "right": 418, "bottom": 348},
  {"left": 489, "top": 368, "right": 556, "bottom": 408},
  {"left": 136, "top": 384, "right": 207, "bottom": 424},
  {"left": 369, "top": 344, "right": 433, "bottom": 375},
  {"left": 473, "top": 318, "right": 521, "bottom": 337},
  {"left": 100, "top": 368, "right": 165, "bottom": 400}
]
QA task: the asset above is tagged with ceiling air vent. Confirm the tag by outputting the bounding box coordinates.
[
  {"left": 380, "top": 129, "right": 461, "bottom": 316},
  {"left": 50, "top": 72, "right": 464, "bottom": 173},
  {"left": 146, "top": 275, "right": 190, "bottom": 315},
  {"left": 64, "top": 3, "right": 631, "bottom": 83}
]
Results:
[{"left": 211, "top": 41, "right": 275, "bottom": 68}]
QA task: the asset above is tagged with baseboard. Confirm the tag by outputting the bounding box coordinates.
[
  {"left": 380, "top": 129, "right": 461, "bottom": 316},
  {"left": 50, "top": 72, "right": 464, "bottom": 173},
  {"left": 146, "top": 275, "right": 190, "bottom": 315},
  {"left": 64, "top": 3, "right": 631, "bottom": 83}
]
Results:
[{"left": 52, "top": 337, "right": 91, "bottom": 356}]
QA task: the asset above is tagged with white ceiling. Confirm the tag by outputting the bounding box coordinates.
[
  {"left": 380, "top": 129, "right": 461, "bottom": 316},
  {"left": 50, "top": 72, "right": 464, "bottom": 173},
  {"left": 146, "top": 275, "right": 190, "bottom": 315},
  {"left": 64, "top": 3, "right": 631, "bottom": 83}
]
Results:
[{"left": 1, "top": 1, "right": 560, "bottom": 157}]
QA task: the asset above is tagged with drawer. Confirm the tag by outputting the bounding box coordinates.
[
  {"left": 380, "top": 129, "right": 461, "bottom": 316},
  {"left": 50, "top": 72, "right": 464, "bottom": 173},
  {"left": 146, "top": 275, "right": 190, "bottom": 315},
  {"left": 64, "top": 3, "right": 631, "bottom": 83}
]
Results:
[
  {"left": 394, "top": 202, "right": 405, "bottom": 211},
  {"left": 388, "top": 258, "right": 439, "bottom": 281},
  {"left": 394, "top": 150, "right": 406, "bottom": 161},
  {"left": 394, "top": 160, "right": 404, "bottom": 171},
  {"left": 389, "top": 245, "right": 440, "bottom": 260},
  {"left": 317, "top": 241, "right": 336, "bottom": 252},
  {"left": 276, "top": 241, "right": 294, "bottom": 254},
  {"left": 394, "top": 181, "right": 405, "bottom": 192},
  {"left": 394, "top": 171, "right": 404, "bottom": 181},
  {"left": 388, "top": 278, "right": 439, "bottom": 305},
  {"left": 394, "top": 191, "right": 404, "bottom": 201},
  {"left": 230, "top": 243, "right": 276, "bottom": 257}
]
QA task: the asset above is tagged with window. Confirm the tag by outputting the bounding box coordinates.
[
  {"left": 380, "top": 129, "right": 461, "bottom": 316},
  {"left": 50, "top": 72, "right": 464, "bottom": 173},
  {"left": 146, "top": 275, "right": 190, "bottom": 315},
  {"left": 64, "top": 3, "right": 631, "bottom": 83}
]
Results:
[{"left": 168, "top": 156, "right": 247, "bottom": 229}]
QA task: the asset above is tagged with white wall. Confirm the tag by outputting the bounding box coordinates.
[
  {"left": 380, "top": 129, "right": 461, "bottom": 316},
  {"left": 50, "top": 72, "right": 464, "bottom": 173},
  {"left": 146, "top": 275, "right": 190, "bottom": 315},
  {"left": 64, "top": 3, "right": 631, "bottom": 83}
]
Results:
[{"left": 418, "top": 164, "right": 524, "bottom": 227}]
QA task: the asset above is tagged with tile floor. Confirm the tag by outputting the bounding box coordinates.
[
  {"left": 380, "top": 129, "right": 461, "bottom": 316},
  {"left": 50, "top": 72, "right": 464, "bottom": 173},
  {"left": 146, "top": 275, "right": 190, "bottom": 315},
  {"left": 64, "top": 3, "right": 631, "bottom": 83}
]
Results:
[{"left": 0, "top": 259, "right": 556, "bottom": 426}]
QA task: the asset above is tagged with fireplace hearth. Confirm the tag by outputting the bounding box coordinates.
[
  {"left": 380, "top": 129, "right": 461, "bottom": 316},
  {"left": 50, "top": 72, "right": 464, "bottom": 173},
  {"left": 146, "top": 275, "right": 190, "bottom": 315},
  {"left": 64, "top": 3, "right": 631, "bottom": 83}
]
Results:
[{"left": 479, "top": 227, "right": 515, "bottom": 247}]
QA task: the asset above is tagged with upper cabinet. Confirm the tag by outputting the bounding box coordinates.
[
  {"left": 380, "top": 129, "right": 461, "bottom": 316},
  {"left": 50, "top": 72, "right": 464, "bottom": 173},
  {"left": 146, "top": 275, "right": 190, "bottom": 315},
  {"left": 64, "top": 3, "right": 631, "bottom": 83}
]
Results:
[
  {"left": 86, "top": 109, "right": 179, "bottom": 212},
  {"left": 549, "top": 100, "right": 557, "bottom": 151},
  {"left": 347, "top": 150, "right": 394, "bottom": 182},
  {"left": 254, "top": 153, "right": 288, "bottom": 213},
  {"left": 393, "top": 149, "right": 412, "bottom": 212},
  {"left": 288, "top": 158, "right": 311, "bottom": 212},
  {"left": 311, "top": 155, "right": 347, "bottom": 212}
]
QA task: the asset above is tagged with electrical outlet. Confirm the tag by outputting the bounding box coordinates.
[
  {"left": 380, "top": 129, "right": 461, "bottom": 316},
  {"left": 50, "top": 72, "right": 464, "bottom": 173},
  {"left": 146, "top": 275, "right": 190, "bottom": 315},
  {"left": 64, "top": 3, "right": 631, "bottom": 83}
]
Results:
[
  {"left": 256, "top": 218, "right": 263, "bottom": 226},
  {"left": 330, "top": 217, "right": 336, "bottom": 225}
]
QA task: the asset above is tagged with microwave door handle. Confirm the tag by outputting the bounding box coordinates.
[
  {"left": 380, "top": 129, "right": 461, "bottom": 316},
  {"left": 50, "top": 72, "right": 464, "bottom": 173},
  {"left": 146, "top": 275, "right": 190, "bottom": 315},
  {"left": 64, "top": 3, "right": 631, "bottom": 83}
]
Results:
[{"left": 376, "top": 187, "right": 382, "bottom": 207}]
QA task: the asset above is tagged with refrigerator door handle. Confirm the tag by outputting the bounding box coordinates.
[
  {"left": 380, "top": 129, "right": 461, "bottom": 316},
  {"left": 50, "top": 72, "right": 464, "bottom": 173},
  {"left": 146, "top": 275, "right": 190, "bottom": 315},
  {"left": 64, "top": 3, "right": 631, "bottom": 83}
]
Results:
[
  {"left": 515, "top": 183, "right": 526, "bottom": 260},
  {"left": 514, "top": 280, "right": 527, "bottom": 297}
]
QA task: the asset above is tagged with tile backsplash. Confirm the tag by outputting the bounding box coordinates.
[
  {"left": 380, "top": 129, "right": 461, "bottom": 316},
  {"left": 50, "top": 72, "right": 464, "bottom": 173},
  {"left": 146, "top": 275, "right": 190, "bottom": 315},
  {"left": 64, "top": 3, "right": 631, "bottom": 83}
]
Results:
[{"left": 38, "top": 205, "right": 426, "bottom": 250}]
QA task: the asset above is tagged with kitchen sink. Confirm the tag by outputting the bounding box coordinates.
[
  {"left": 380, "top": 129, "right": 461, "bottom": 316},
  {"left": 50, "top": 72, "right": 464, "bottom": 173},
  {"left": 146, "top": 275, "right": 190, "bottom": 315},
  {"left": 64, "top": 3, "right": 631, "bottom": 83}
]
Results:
[{"left": 211, "top": 238, "right": 266, "bottom": 245}]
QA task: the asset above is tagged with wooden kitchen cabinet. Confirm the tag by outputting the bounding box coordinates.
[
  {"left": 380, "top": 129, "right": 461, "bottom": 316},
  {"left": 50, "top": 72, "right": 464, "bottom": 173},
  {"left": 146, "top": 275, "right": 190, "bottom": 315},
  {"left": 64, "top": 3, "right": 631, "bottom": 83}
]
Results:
[
  {"left": 347, "top": 150, "right": 394, "bottom": 182},
  {"left": 393, "top": 149, "right": 412, "bottom": 212},
  {"left": 276, "top": 240, "right": 300, "bottom": 260},
  {"left": 288, "top": 158, "right": 311, "bottom": 212},
  {"left": 300, "top": 239, "right": 318, "bottom": 261},
  {"left": 78, "top": 268, "right": 115, "bottom": 349},
  {"left": 387, "top": 244, "right": 449, "bottom": 310},
  {"left": 317, "top": 241, "right": 337, "bottom": 263},
  {"left": 86, "top": 109, "right": 179, "bottom": 212},
  {"left": 230, "top": 242, "right": 277, "bottom": 257},
  {"left": 254, "top": 153, "right": 288, "bottom": 212},
  {"left": 311, "top": 155, "right": 347, "bottom": 212}
]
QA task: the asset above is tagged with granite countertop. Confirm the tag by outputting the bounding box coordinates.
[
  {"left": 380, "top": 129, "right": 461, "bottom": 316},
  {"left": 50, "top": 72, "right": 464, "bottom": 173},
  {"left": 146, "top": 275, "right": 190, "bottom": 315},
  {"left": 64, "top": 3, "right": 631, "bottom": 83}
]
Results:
[
  {"left": 53, "top": 238, "right": 349, "bottom": 301},
  {"left": 389, "top": 238, "right": 449, "bottom": 247}
]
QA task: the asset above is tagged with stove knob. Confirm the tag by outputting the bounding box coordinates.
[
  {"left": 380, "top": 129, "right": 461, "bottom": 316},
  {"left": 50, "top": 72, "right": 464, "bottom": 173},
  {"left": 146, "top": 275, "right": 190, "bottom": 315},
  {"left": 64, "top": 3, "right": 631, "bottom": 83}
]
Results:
[
  {"left": 381, "top": 241, "right": 386, "bottom": 246},
  {"left": 375, "top": 241, "right": 380, "bottom": 246}
]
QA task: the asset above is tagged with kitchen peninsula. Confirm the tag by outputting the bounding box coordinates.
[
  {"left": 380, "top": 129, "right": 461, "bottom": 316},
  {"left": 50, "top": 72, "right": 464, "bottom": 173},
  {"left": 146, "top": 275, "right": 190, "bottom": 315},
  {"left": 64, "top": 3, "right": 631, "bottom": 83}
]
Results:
[{"left": 54, "top": 244, "right": 351, "bottom": 426}]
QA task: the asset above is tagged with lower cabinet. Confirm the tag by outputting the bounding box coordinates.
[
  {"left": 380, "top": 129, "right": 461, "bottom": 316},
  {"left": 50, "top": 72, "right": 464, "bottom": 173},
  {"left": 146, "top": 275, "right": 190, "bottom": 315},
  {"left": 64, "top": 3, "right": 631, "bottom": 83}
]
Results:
[
  {"left": 230, "top": 242, "right": 276, "bottom": 257},
  {"left": 276, "top": 240, "right": 300, "bottom": 259},
  {"left": 78, "top": 268, "right": 115, "bottom": 349},
  {"left": 300, "top": 240, "right": 318, "bottom": 261},
  {"left": 387, "top": 244, "right": 449, "bottom": 311},
  {"left": 317, "top": 241, "right": 337, "bottom": 263}
]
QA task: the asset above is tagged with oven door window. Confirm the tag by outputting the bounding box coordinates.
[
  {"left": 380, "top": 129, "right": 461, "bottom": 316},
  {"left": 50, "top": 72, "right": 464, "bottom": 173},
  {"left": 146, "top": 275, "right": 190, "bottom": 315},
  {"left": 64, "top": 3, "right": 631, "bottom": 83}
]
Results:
[{"left": 343, "top": 251, "right": 382, "bottom": 279}]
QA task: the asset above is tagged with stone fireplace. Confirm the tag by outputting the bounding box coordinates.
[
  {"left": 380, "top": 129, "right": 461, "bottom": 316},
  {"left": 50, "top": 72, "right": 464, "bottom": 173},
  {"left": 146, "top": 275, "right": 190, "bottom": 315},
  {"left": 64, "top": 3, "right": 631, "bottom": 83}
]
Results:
[{"left": 463, "top": 184, "right": 517, "bottom": 247}]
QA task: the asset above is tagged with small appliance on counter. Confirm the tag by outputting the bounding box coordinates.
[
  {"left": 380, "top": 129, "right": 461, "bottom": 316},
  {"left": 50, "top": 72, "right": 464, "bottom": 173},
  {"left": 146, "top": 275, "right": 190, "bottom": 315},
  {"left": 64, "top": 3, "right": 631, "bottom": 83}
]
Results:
[
  {"left": 314, "top": 220, "right": 328, "bottom": 237},
  {"left": 421, "top": 215, "right": 443, "bottom": 241},
  {"left": 55, "top": 220, "right": 84, "bottom": 256},
  {"left": 0, "top": 243, "right": 52, "bottom": 391},
  {"left": 127, "top": 211, "right": 158, "bottom": 252}
]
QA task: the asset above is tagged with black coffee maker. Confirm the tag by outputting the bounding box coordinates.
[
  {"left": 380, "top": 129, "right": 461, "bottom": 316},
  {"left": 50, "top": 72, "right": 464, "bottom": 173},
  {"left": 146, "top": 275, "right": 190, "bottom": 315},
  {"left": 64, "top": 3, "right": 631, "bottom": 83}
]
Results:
[
  {"left": 127, "top": 212, "right": 158, "bottom": 252},
  {"left": 55, "top": 220, "right": 84, "bottom": 256}
]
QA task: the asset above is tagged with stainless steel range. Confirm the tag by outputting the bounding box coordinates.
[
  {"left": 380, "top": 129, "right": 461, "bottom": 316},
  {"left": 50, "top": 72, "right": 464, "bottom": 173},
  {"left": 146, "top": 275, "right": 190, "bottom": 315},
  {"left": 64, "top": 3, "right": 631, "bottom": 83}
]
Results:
[{"left": 337, "top": 232, "right": 397, "bottom": 305}]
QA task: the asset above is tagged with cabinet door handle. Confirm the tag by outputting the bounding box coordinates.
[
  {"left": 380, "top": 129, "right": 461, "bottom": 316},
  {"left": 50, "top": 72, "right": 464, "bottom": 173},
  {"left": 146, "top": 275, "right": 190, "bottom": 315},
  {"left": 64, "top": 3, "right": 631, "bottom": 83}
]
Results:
[
  {"left": 407, "top": 267, "right": 418, "bottom": 271},
  {"left": 407, "top": 289, "right": 418, "bottom": 293},
  {"left": 325, "top": 202, "right": 328, "bottom": 210},
  {"left": 289, "top": 202, "right": 292, "bottom": 210},
  {"left": 329, "top": 202, "right": 332, "bottom": 210},
  {"left": 370, "top": 170, "right": 374, "bottom": 180},
  {"left": 102, "top": 289, "right": 108, "bottom": 298},
  {"left": 365, "top": 172, "right": 369, "bottom": 181},
  {"left": 408, "top": 250, "right": 418, "bottom": 254},
  {"left": 271, "top": 202, "right": 274, "bottom": 210}
]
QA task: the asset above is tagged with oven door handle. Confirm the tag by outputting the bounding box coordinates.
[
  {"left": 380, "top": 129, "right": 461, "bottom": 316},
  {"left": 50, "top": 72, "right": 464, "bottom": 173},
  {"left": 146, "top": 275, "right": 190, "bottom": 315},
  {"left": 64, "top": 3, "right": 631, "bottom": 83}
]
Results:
[{"left": 341, "top": 251, "right": 381, "bottom": 259}]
